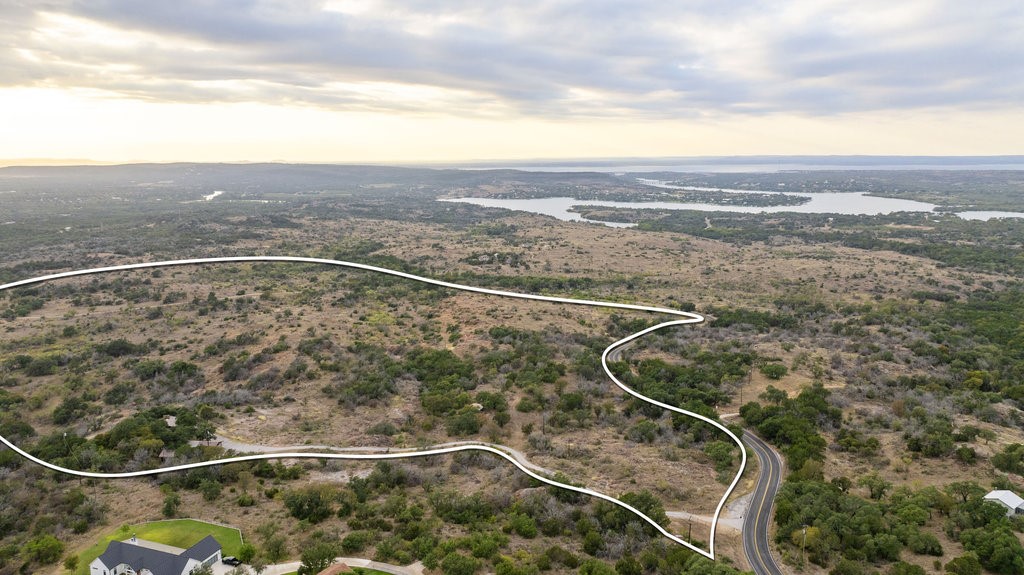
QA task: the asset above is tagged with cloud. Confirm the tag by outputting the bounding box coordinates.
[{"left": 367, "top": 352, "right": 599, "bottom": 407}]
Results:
[{"left": 2, "top": 0, "right": 1021, "bottom": 118}]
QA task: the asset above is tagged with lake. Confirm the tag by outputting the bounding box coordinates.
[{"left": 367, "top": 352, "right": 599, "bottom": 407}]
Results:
[{"left": 440, "top": 183, "right": 1024, "bottom": 226}]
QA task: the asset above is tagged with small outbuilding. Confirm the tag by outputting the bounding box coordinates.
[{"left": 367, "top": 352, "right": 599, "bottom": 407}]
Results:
[{"left": 983, "top": 490, "right": 1024, "bottom": 517}]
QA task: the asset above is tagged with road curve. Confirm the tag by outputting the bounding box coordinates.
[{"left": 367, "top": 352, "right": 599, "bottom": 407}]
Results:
[
  {"left": 0, "top": 255, "right": 745, "bottom": 560},
  {"left": 742, "top": 431, "right": 785, "bottom": 575}
]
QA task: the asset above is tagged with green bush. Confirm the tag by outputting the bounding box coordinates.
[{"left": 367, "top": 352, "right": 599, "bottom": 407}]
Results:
[
  {"left": 579, "top": 559, "right": 616, "bottom": 575},
  {"left": 626, "top": 420, "right": 659, "bottom": 443},
  {"left": 441, "top": 552, "right": 480, "bottom": 575},
  {"left": 22, "top": 534, "right": 63, "bottom": 565},
  {"left": 133, "top": 359, "right": 166, "bottom": 380},
  {"left": 445, "top": 410, "right": 482, "bottom": 436},
  {"left": 992, "top": 444, "right": 1024, "bottom": 474},
  {"left": 25, "top": 355, "right": 57, "bottom": 377},
  {"left": 946, "top": 554, "right": 982, "bottom": 575},
  {"left": 760, "top": 363, "right": 788, "bottom": 380},
  {"left": 703, "top": 441, "right": 734, "bottom": 472},
  {"left": 238, "top": 543, "right": 256, "bottom": 563},
  {"left": 284, "top": 487, "right": 334, "bottom": 523},
  {"left": 342, "top": 531, "right": 372, "bottom": 553}
]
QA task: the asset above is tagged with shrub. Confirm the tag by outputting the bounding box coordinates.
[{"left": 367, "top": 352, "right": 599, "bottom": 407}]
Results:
[
  {"left": 284, "top": 487, "right": 334, "bottom": 523},
  {"left": 946, "top": 554, "right": 982, "bottom": 575},
  {"left": 368, "top": 421, "right": 398, "bottom": 436},
  {"left": 579, "top": 559, "right": 617, "bottom": 575},
  {"left": 162, "top": 493, "right": 180, "bottom": 518},
  {"left": 133, "top": 359, "right": 166, "bottom": 380},
  {"left": 703, "top": 440, "right": 735, "bottom": 471},
  {"left": 238, "top": 543, "right": 256, "bottom": 563},
  {"left": 760, "top": 363, "right": 788, "bottom": 380},
  {"left": 199, "top": 480, "right": 222, "bottom": 502},
  {"left": 25, "top": 356, "right": 57, "bottom": 377},
  {"left": 341, "top": 531, "right": 372, "bottom": 553},
  {"left": 446, "top": 410, "right": 482, "bottom": 436},
  {"left": 626, "top": 420, "right": 659, "bottom": 443},
  {"left": 22, "top": 534, "right": 64, "bottom": 565},
  {"left": 441, "top": 552, "right": 480, "bottom": 575}
]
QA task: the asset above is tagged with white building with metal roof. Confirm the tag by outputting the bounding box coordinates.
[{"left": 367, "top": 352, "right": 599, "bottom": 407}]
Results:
[{"left": 983, "top": 490, "right": 1024, "bottom": 517}]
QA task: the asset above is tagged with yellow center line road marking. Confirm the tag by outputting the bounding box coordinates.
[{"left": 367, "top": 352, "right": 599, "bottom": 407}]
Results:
[{"left": 0, "top": 256, "right": 748, "bottom": 560}]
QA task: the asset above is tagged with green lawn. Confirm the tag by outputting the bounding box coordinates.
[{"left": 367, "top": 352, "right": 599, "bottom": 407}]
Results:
[{"left": 76, "top": 519, "right": 244, "bottom": 575}]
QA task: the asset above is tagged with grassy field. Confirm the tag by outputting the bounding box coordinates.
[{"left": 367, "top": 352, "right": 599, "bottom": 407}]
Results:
[{"left": 75, "top": 519, "right": 244, "bottom": 575}]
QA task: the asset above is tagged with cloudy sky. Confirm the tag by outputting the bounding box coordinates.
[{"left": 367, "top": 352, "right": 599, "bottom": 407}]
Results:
[{"left": 2, "top": 0, "right": 1022, "bottom": 162}]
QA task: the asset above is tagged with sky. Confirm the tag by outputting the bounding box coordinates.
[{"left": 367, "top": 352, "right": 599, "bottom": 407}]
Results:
[{"left": 1, "top": 0, "right": 1022, "bottom": 163}]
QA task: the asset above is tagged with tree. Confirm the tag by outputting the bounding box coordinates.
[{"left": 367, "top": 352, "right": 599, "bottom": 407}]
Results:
[
  {"left": 759, "top": 386, "right": 788, "bottom": 404},
  {"left": 249, "top": 555, "right": 267, "bottom": 575},
  {"left": 619, "top": 491, "right": 669, "bottom": 527},
  {"left": 297, "top": 541, "right": 341, "bottom": 575},
  {"left": 615, "top": 555, "right": 642, "bottom": 575},
  {"left": 889, "top": 562, "right": 925, "bottom": 575},
  {"left": 992, "top": 444, "right": 1024, "bottom": 474},
  {"left": 238, "top": 543, "right": 256, "bottom": 563},
  {"left": 946, "top": 554, "right": 983, "bottom": 575},
  {"left": 954, "top": 446, "right": 977, "bottom": 465},
  {"left": 507, "top": 513, "right": 538, "bottom": 538},
  {"left": 831, "top": 476, "right": 852, "bottom": 493},
  {"left": 760, "top": 364, "right": 788, "bottom": 380},
  {"left": 263, "top": 535, "right": 287, "bottom": 563},
  {"left": 23, "top": 534, "right": 65, "bottom": 565},
  {"left": 945, "top": 482, "right": 985, "bottom": 503},
  {"left": 284, "top": 487, "right": 333, "bottom": 523},
  {"left": 200, "top": 480, "right": 222, "bottom": 502},
  {"left": 959, "top": 528, "right": 1024, "bottom": 575},
  {"left": 858, "top": 472, "right": 892, "bottom": 500},
  {"left": 790, "top": 526, "right": 821, "bottom": 550},
  {"left": 162, "top": 492, "right": 181, "bottom": 518},
  {"left": 703, "top": 441, "right": 734, "bottom": 472},
  {"left": 579, "top": 559, "right": 617, "bottom": 575},
  {"left": 441, "top": 552, "right": 481, "bottom": 575},
  {"left": 830, "top": 558, "right": 869, "bottom": 575}
]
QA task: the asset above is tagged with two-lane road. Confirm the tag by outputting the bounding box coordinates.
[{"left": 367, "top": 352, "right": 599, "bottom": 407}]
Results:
[{"left": 742, "top": 431, "right": 785, "bottom": 575}]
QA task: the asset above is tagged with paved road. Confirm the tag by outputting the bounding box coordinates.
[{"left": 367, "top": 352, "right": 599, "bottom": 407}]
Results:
[{"left": 742, "top": 431, "right": 785, "bottom": 575}]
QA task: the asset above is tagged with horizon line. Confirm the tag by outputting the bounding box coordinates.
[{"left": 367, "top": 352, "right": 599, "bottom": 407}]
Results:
[{"left": 4, "top": 154, "right": 1024, "bottom": 169}]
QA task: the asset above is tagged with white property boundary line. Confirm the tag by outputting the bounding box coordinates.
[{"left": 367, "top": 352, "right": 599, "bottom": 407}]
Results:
[{"left": 0, "top": 256, "right": 747, "bottom": 560}]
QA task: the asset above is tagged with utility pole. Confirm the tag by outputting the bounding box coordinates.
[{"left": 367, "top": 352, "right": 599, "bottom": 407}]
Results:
[
  {"left": 687, "top": 518, "right": 692, "bottom": 542},
  {"left": 801, "top": 525, "right": 807, "bottom": 566}
]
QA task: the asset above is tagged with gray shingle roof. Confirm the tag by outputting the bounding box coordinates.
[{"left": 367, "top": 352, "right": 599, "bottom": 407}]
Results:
[
  {"left": 96, "top": 535, "right": 220, "bottom": 575},
  {"left": 183, "top": 536, "right": 221, "bottom": 562}
]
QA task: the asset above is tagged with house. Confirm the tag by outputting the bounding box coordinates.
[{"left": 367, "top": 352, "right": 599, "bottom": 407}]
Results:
[
  {"left": 317, "top": 563, "right": 352, "bottom": 575},
  {"left": 188, "top": 439, "right": 223, "bottom": 448},
  {"left": 89, "top": 535, "right": 222, "bottom": 575},
  {"left": 983, "top": 490, "right": 1024, "bottom": 517}
]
